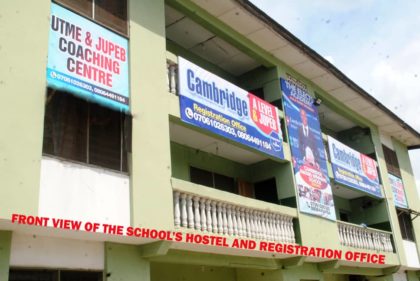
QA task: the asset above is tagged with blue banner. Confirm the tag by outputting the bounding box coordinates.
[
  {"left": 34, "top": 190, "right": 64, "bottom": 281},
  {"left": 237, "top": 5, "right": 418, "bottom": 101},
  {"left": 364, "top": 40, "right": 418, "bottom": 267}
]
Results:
[
  {"left": 281, "top": 78, "right": 336, "bottom": 221},
  {"left": 47, "top": 3, "right": 129, "bottom": 111},
  {"left": 328, "top": 136, "right": 382, "bottom": 198},
  {"left": 389, "top": 174, "right": 408, "bottom": 208},
  {"left": 178, "top": 57, "right": 284, "bottom": 159}
]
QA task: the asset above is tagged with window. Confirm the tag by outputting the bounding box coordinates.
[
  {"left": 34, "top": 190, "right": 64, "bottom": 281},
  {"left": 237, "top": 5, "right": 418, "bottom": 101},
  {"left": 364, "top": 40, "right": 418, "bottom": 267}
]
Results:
[
  {"left": 382, "top": 145, "right": 401, "bottom": 177},
  {"left": 55, "top": 0, "right": 128, "bottom": 35},
  {"left": 339, "top": 211, "right": 349, "bottom": 222},
  {"left": 398, "top": 210, "right": 415, "bottom": 241},
  {"left": 254, "top": 178, "right": 278, "bottom": 204},
  {"left": 9, "top": 269, "right": 102, "bottom": 281},
  {"left": 189, "top": 166, "right": 235, "bottom": 193},
  {"left": 43, "top": 89, "right": 131, "bottom": 172}
]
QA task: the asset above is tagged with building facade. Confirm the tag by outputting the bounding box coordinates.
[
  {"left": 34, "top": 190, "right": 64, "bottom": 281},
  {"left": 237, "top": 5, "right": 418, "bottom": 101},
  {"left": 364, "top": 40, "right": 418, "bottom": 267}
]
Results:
[{"left": 1, "top": 0, "right": 420, "bottom": 281}]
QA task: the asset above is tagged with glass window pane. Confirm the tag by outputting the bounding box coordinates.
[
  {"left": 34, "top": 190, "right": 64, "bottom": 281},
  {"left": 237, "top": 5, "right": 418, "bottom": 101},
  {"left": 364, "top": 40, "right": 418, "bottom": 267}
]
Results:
[
  {"left": 89, "top": 102, "right": 122, "bottom": 171},
  {"left": 214, "top": 173, "right": 235, "bottom": 193},
  {"left": 9, "top": 269, "right": 58, "bottom": 281},
  {"left": 43, "top": 90, "right": 88, "bottom": 163},
  {"left": 254, "top": 178, "right": 279, "bottom": 204},
  {"left": 190, "top": 166, "right": 213, "bottom": 187},
  {"left": 121, "top": 114, "right": 132, "bottom": 173},
  {"left": 61, "top": 271, "right": 102, "bottom": 281},
  {"left": 55, "top": 0, "right": 93, "bottom": 18},
  {"left": 95, "top": 0, "right": 127, "bottom": 35}
]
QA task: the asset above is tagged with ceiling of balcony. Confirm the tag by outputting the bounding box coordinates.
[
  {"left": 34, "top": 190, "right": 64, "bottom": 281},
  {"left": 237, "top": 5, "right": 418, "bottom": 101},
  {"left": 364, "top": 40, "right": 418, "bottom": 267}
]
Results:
[
  {"left": 165, "top": 5, "right": 260, "bottom": 76},
  {"left": 318, "top": 104, "right": 357, "bottom": 132},
  {"left": 332, "top": 183, "right": 368, "bottom": 200}
]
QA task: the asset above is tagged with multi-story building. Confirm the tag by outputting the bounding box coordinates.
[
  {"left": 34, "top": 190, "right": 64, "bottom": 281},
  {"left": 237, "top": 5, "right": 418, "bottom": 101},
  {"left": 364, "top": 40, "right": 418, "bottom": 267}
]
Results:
[{"left": 1, "top": 1, "right": 420, "bottom": 281}]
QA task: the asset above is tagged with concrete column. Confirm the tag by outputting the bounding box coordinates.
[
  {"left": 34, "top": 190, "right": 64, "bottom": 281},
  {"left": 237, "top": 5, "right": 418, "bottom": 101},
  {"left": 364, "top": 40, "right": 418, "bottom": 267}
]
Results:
[
  {"left": 0, "top": 231, "right": 12, "bottom": 281},
  {"left": 129, "top": 0, "right": 173, "bottom": 230},
  {"left": 105, "top": 242, "right": 150, "bottom": 281},
  {"left": 0, "top": 0, "right": 50, "bottom": 219}
]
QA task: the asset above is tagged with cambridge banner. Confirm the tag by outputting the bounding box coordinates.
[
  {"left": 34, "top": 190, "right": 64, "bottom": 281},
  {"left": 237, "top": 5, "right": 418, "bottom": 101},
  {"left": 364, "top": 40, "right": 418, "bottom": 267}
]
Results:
[
  {"left": 47, "top": 3, "right": 129, "bottom": 111},
  {"left": 281, "top": 78, "right": 336, "bottom": 221},
  {"left": 178, "top": 57, "right": 284, "bottom": 159},
  {"left": 388, "top": 173, "right": 408, "bottom": 208},
  {"left": 328, "top": 136, "right": 382, "bottom": 198}
]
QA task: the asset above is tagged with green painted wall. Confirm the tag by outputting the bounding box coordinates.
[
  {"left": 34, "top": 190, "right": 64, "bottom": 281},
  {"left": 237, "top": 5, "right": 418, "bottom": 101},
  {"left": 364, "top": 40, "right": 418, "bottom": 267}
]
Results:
[
  {"left": 298, "top": 213, "right": 341, "bottom": 249},
  {"left": 151, "top": 262, "right": 236, "bottom": 281},
  {"left": 371, "top": 128, "right": 406, "bottom": 265},
  {"left": 236, "top": 268, "right": 283, "bottom": 281},
  {"left": 393, "top": 139, "right": 420, "bottom": 211},
  {"left": 129, "top": 0, "right": 173, "bottom": 229},
  {"left": 0, "top": 231, "right": 11, "bottom": 281},
  {"left": 337, "top": 127, "right": 375, "bottom": 156},
  {"left": 406, "top": 271, "right": 419, "bottom": 281},
  {"left": 105, "top": 242, "right": 150, "bottom": 281},
  {"left": 170, "top": 141, "right": 251, "bottom": 182},
  {"left": 282, "top": 263, "right": 325, "bottom": 281},
  {"left": 237, "top": 263, "right": 324, "bottom": 281},
  {"left": 392, "top": 139, "right": 420, "bottom": 256},
  {"left": 0, "top": 0, "right": 50, "bottom": 218},
  {"left": 333, "top": 195, "right": 352, "bottom": 219},
  {"left": 348, "top": 197, "right": 389, "bottom": 227},
  {"left": 324, "top": 273, "right": 348, "bottom": 281},
  {"left": 170, "top": 141, "right": 296, "bottom": 206},
  {"left": 238, "top": 67, "right": 277, "bottom": 94},
  {"left": 249, "top": 160, "right": 296, "bottom": 202}
]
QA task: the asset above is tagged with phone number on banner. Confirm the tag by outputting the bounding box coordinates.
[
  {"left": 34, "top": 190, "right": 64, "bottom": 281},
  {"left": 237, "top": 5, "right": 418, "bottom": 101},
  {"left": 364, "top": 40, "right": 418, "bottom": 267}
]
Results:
[{"left": 190, "top": 110, "right": 271, "bottom": 150}]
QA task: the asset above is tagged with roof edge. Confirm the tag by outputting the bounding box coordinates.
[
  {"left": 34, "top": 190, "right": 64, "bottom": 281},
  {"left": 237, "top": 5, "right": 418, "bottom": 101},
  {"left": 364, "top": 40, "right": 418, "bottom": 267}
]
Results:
[{"left": 236, "top": 0, "right": 420, "bottom": 144}]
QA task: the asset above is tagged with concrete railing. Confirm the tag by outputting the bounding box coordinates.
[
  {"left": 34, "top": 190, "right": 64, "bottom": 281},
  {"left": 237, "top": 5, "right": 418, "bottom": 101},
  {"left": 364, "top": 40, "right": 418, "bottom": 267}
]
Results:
[
  {"left": 173, "top": 189, "right": 296, "bottom": 243},
  {"left": 167, "top": 59, "right": 178, "bottom": 95},
  {"left": 337, "top": 220, "right": 393, "bottom": 252}
]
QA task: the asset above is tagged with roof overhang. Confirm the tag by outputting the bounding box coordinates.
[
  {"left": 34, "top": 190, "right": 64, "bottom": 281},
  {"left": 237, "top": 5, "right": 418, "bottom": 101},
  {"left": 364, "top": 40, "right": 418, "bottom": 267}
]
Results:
[{"left": 187, "top": 0, "right": 420, "bottom": 147}]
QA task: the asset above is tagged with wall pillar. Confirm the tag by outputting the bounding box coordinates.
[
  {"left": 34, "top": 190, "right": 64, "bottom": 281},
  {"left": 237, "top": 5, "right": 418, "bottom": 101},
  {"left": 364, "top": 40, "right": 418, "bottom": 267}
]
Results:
[
  {"left": 105, "top": 243, "right": 150, "bottom": 281},
  {"left": 0, "top": 231, "right": 12, "bottom": 281}
]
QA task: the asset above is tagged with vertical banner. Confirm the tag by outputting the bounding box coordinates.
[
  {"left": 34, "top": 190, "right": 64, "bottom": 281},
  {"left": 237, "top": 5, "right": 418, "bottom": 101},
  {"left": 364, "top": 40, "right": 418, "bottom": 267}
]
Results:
[
  {"left": 47, "top": 3, "right": 129, "bottom": 111},
  {"left": 328, "top": 136, "right": 382, "bottom": 197},
  {"left": 388, "top": 174, "right": 408, "bottom": 208},
  {"left": 178, "top": 57, "right": 284, "bottom": 159},
  {"left": 281, "top": 78, "right": 336, "bottom": 221}
]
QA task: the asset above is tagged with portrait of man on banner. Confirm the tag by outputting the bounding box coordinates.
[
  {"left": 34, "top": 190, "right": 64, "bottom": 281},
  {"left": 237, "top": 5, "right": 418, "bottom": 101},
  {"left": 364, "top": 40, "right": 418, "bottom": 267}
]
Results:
[
  {"left": 281, "top": 77, "right": 336, "bottom": 221},
  {"left": 298, "top": 108, "right": 320, "bottom": 169}
]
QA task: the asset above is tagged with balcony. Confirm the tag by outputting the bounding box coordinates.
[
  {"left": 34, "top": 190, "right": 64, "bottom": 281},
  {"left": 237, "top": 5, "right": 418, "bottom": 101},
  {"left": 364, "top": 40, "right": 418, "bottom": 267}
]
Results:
[
  {"left": 171, "top": 178, "right": 297, "bottom": 244},
  {"left": 337, "top": 220, "right": 394, "bottom": 252}
]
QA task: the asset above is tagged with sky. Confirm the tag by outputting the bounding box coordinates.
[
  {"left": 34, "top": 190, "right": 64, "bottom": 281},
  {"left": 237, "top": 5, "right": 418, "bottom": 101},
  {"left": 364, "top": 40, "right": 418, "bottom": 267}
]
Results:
[{"left": 251, "top": 0, "right": 420, "bottom": 192}]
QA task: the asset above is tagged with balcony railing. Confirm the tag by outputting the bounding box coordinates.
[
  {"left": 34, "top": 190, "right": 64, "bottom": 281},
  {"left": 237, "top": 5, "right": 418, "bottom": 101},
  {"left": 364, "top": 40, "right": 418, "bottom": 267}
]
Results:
[
  {"left": 337, "top": 220, "right": 393, "bottom": 252},
  {"left": 167, "top": 59, "right": 178, "bottom": 95},
  {"left": 173, "top": 189, "right": 296, "bottom": 243}
]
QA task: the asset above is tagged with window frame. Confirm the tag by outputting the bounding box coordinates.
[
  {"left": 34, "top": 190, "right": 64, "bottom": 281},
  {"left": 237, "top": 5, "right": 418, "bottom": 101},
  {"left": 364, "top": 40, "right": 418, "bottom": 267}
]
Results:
[
  {"left": 397, "top": 209, "right": 415, "bottom": 242},
  {"left": 42, "top": 89, "right": 132, "bottom": 174},
  {"left": 8, "top": 268, "right": 103, "bottom": 281},
  {"left": 382, "top": 145, "right": 401, "bottom": 178},
  {"left": 53, "top": 0, "right": 129, "bottom": 37},
  {"left": 189, "top": 166, "right": 236, "bottom": 194}
]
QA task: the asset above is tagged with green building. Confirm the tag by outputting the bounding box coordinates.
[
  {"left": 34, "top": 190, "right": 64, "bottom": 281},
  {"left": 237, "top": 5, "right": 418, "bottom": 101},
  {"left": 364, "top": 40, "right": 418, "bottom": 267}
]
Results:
[{"left": 1, "top": 1, "right": 420, "bottom": 281}]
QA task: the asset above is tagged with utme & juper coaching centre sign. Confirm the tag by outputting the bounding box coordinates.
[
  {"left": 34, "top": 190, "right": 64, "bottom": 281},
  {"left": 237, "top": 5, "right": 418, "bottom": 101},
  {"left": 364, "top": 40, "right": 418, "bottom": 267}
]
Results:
[
  {"left": 281, "top": 77, "right": 336, "bottom": 221},
  {"left": 47, "top": 3, "right": 129, "bottom": 111},
  {"left": 178, "top": 57, "right": 284, "bottom": 159}
]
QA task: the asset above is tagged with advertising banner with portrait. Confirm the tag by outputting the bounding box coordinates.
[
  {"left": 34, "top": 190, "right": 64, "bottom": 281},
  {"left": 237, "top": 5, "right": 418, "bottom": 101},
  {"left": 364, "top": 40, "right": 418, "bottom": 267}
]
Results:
[
  {"left": 178, "top": 57, "right": 284, "bottom": 159},
  {"left": 281, "top": 77, "right": 336, "bottom": 221}
]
